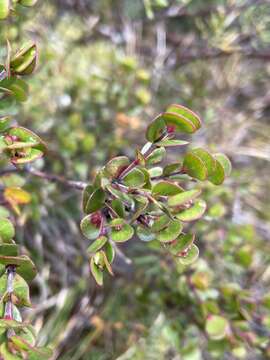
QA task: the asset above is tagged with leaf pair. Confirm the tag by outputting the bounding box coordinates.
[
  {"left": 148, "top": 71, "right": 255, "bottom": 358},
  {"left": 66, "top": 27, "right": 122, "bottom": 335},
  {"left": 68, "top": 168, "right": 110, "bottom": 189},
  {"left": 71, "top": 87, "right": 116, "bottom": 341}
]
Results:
[
  {"left": 183, "top": 148, "right": 231, "bottom": 184},
  {"left": 146, "top": 104, "right": 201, "bottom": 142}
]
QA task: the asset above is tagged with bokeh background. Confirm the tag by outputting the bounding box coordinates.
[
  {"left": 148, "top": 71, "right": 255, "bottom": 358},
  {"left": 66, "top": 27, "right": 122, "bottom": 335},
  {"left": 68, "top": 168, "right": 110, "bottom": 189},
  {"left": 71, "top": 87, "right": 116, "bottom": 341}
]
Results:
[{"left": 1, "top": 0, "right": 270, "bottom": 359}]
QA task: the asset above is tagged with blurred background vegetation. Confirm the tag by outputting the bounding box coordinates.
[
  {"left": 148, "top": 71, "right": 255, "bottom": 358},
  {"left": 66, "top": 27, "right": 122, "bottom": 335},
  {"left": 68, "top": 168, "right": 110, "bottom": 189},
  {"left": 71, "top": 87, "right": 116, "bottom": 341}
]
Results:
[{"left": 1, "top": 0, "right": 270, "bottom": 359}]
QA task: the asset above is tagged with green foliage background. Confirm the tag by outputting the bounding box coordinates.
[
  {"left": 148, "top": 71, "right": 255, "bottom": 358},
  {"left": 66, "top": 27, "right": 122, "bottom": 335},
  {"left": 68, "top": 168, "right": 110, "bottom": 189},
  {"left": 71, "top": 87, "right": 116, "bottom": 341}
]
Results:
[{"left": 1, "top": 0, "right": 270, "bottom": 359}]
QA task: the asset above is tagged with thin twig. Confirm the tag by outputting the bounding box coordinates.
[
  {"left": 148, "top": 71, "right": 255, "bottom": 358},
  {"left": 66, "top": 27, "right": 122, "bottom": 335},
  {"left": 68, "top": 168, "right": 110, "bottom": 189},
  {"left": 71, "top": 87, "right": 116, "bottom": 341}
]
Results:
[{"left": 0, "top": 166, "right": 87, "bottom": 190}]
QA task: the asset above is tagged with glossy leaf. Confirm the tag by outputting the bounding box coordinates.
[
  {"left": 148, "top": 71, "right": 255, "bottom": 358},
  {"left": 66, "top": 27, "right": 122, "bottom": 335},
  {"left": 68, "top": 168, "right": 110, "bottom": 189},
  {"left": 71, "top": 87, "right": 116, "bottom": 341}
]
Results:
[
  {"left": 0, "top": 78, "right": 29, "bottom": 102},
  {"left": 146, "top": 147, "right": 166, "bottom": 165},
  {"left": 152, "top": 181, "right": 183, "bottom": 196},
  {"left": 214, "top": 153, "right": 232, "bottom": 177},
  {"left": 151, "top": 215, "right": 170, "bottom": 232},
  {"left": 123, "top": 168, "right": 145, "bottom": 187},
  {"left": 85, "top": 188, "right": 105, "bottom": 214},
  {"left": 87, "top": 236, "right": 107, "bottom": 253},
  {"left": 178, "top": 244, "right": 199, "bottom": 265},
  {"left": 192, "top": 148, "right": 216, "bottom": 176},
  {"left": 168, "top": 233, "right": 195, "bottom": 255},
  {"left": 105, "top": 156, "right": 129, "bottom": 178},
  {"left": 0, "top": 116, "right": 11, "bottom": 132},
  {"left": 131, "top": 196, "right": 148, "bottom": 222},
  {"left": 163, "top": 162, "right": 181, "bottom": 176},
  {"left": 176, "top": 199, "right": 207, "bottom": 222},
  {"left": 0, "top": 217, "right": 15, "bottom": 242},
  {"left": 80, "top": 213, "right": 102, "bottom": 240},
  {"left": 148, "top": 166, "right": 163, "bottom": 178},
  {"left": 82, "top": 184, "right": 94, "bottom": 213},
  {"left": 0, "top": 255, "right": 37, "bottom": 282},
  {"left": 110, "top": 218, "right": 134, "bottom": 243},
  {"left": 156, "top": 139, "right": 189, "bottom": 147},
  {"left": 208, "top": 158, "right": 225, "bottom": 185},
  {"left": 168, "top": 189, "right": 202, "bottom": 207},
  {"left": 18, "top": 0, "right": 38, "bottom": 6},
  {"left": 183, "top": 152, "right": 208, "bottom": 180},
  {"left": 10, "top": 42, "right": 37, "bottom": 76},
  {"left": 90, "top": 257, "right": 103, "bottom": 286},
  {"left": 136, "top": 224, "right": 156, "bottom": 242},
  {"left": 166, "top": 104, "right": 201, "bottom": 130},
  {"left": 205, "top": 315, "right": 229, "bottom": 340},
  {"left": 10, "top": 148, "right": 43, "bottom": 164},
  {"left": 146, "top": 115, "right": 166, "bottom": 142},
  {"left": 0, "top": 243, "right": 18, "bottom": 256},
  {"left": 8, "top": 127, "right": 47, "bottom": 153},
  {"left": 111, "top": 199, "right": 125, "bottom": 218},
  {"left": 162, "top": 112, "right": 196, "bottom": 133},
  {"left": 104, "top": 241, "right": 115, "bottom": 264},
  {"left": 157, "top": 220, "right": 183, "bottom": 243}
]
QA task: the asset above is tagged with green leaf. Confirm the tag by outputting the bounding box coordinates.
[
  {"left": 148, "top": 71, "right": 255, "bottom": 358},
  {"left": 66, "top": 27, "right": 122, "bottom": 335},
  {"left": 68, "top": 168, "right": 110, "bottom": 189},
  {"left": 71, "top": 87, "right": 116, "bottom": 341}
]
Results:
[
  {"left": 111, "top": 199, "right": 125, "bottom": 218},
  {"left": 104, "top": 241, "right": 115, "bottom": 264},
  {"left": 151, "top": 215, "right": 170, "bottom": 232},
  {"left": 105, "top": 156, "right": 129, "bottom": 178},
  {"left": 0, "top": 78, "right": 29, "bottom": 102},
  {"left": 130, "top": 195, "right": 148, "bottom": 223},
  {"left": 12, "top": 273, "right": 32, "bottom": 307},
  {"left": 0, "top": 343, "right": 21, "bottom": 360},
  {"left": 10, "top": 42, "right": 37, "bottom": 76},
  {"left": 146, "top": 147, "right": 166, "bottom": 165},
  {"left": 214, "top": 153, "right": 232, "bottom": 177},
  {"left": 148, "top": 167, "right": 163, "bottom": 178},
  {"left": 8, "top": 127, "right": 47, "bottom": 153},
  {"left": 12, "top": 305, "right": 22, "bottom": 323},
  {"left": 106, "top": 185, "right": 134, "bottom": 207},
  {"left": 146, "top": 115, "right": 166, "bottom": 142},
  {"left": 168, "top": 189, "right": 202, "bottom": 207},
  {"left": 168, "top": 233, "right": 195, "bottom": 255},
  {"left": 0, "top": 0, "right": 10, "bottom": 20},
  {"left": 152, "top": 181, "right": 183, "bottom": 196},
  {"left": 157, "top": 220, "right": 183, "bottom": 243},
  {"left": 176, "top": 199, "right": 207, "bottom": 222},
  {"left": 136, "top": 224, "right": 156, "bottom": 242},
  {"left": 192, "top": 148, "right": 216, "bottom": 176},
  {"left": 18, "top": 0, "right": 38, "bottom": 6},
  {"left": 0, "top": 116, "right": 11, "bottom": 132},
  {"left": 178, "top": 244, "right": 199, "bottom": 265},
  {"left": 163, "top": 162, "right": 182, "bottom": 176},
  {"left": 80, "top": 213, "right": 102, "bottom": 240},
  {"left": 166, "top": 104, "right": 201, "bottom": 130},
  {"left": 0, "top": 217, "right": 15, "bottom": 242},
  {"left": 10, "top": 148, "right": 44, "bottom": 164},
  {"left": 0, "top": 255, "right": 36, "bottom": 282},
  {"left": 208, "top": 158, "right": 225, "bottom": 185},
  {"left": 183, "top": 152, "right": 208, "bottom": 180},
  {"left": 82, "top": 185, "right": 94, "bottom": 213},
  {"left": 100, "top": 250, "right": 113, "bottom": 275},
  {"left": 90, "top": 257, "right": 103, "bottom": 286},
  {"left": 0, "top": 244, "right": 18, "bottom": 256},
  {"left": 110, "top": 218, "right": 134, "bottom": 243},
  {"left": 162, "top": 112, "right": 196, "bottom": 133},
  {"left": 156, "top": 139, "right": 189, "bottom": 147},
  {"left": 123, "top": 168, "right": 145, "bottom": 187},
  {"left": 87, "top": 236, "right": 107, "bottom": 253},
  {"left": 85, "top": 188, "right": 105, "bottom": 214},
  {"left": 0, "top": 319, "right": 25, "bottom": 329},
  {"left": 205, "top": 315, "right": 229, "bottom": 340}
]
